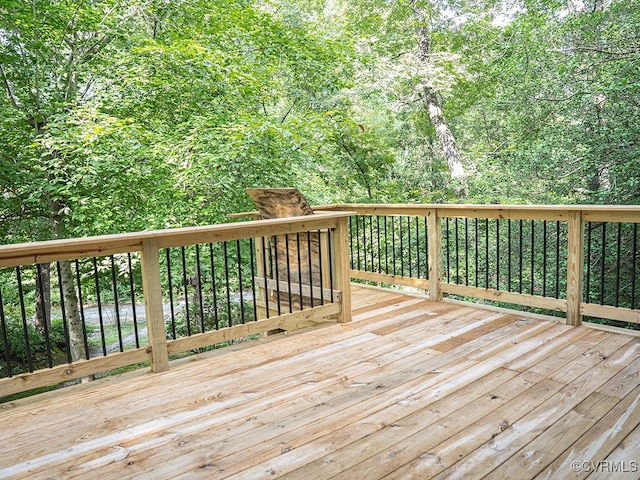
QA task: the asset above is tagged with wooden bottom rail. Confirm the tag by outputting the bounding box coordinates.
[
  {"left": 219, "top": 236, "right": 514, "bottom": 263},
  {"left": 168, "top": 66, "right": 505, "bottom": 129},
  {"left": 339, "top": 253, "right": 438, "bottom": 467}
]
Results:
[
  {"left": 352, "top": 269, "right": 567, "bottom": 313},
  {"left": 581, "top": 303, "right": 640, "bottom": 325},
  {"left": 0, "top": 348, "right": 152, "bottom": 399},
  {"left": 352, "top": 268, "right": 640, "bottom": 326},
  {"left": 441, "top": 283, "right": 567, "bottom": 313}
]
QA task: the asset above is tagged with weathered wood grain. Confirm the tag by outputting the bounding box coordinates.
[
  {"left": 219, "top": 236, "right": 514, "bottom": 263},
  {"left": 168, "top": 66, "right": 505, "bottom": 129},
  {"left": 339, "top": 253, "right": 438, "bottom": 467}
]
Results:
[{"left": 1, "top": 285, "right": 639, "bottom": 480}]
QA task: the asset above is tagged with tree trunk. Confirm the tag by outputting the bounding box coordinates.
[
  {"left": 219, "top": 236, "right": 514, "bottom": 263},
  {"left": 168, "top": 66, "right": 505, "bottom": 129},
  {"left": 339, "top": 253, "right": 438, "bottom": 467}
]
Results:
[
  {"left": 422, "top": 86, "right": 467, "bottom": 191},
  {"left": 59, "top": 259, "right": 87, "bottom": 364},
  {"left": 414, "top": 11, "right": 468, "bottom": 197},
  {"left": 34, "top": 263, "right": 51, "bottom": 333},
  {"left": 50, "top": 201, "right": 91, "bottom": 381}
]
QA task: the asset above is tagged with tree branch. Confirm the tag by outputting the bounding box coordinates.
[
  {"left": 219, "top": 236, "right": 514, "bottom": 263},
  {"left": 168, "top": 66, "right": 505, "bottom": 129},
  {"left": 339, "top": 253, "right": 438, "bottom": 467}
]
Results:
[
  {"left": 552, "top": 45, "right": 639, "bottom": 57},
  {"left": 0, "top": 64, "right": 24, "bottom": 111},
  {"left": 280, "top": 100, "right": 297, "bottom": 124}
]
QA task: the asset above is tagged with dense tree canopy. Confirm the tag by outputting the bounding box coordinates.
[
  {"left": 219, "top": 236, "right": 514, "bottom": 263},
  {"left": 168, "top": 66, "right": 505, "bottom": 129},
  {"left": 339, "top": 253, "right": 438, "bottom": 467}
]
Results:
[{"left": 2, "top": 0, "right": 639, "bottom": 243}]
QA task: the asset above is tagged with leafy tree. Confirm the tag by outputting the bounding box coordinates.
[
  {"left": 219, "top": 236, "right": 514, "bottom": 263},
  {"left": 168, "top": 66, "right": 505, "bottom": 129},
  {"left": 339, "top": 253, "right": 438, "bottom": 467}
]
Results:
[{"left": 455, "top": 0, "right": 640, "bottom": 204}]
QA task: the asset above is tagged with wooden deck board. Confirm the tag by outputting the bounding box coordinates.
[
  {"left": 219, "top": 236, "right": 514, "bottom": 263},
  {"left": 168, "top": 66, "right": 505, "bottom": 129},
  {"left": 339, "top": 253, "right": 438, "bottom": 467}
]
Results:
[{"left": 1, "top": 284, "right": 639, "bottom": 480}]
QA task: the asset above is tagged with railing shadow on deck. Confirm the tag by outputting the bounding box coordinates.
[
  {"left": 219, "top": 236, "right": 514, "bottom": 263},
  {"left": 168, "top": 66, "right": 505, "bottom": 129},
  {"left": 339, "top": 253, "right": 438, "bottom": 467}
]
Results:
[{"left": 2, "top": 203, "right": 640, "bottom": 398}]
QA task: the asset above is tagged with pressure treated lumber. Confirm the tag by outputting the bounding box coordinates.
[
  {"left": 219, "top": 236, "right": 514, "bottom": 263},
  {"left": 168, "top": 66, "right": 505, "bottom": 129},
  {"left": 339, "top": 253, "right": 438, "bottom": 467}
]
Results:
[{"left": 1, "top": 285, "right": 639, "bottom": 480}]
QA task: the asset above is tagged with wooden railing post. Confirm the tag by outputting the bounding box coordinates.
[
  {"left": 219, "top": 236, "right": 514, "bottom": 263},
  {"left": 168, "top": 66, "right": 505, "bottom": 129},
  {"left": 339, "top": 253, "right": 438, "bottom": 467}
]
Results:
[
  {"left": 427, "top": 208, "right": 442, "bottom": 301},
  {"left": 141, "top": 238, "right": 169, "bottom": 372},
  {"left": 566, "top": 210, "right": 584, "bottom": 326},
  {"left": 333, "top": 216, "right": 352, "bottom": 322}
]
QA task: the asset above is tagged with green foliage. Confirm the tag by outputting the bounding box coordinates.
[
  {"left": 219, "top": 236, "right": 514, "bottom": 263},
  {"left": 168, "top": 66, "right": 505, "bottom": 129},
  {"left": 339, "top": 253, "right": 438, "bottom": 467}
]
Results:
[
  {"left": 2, "top": 0, "right": 639, "bottom": 234},
  {"left": 2, "top": 0, "right": 640, "bottom": 357},
  {"left": 453, "top": 0, "right": 640, "bottom": 204},
  {"left": 0, "top": 318, "right": 68, "bottom": 374}
]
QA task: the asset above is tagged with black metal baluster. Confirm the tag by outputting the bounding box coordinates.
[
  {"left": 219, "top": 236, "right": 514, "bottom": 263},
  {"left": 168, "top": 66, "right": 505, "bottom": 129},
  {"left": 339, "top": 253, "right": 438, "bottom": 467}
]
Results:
[
  {"left": 445, "top": 217, "right": 451, "bottom": 283},
  {"left": 209, "top": 243, "right": 219, "bottom": 329},
  {"left": 496, "top": 219, "right": 500, "bottom": 290},
  {"left": 128, "top": 253, "right": 140, "bottom": 347},
  {"left": 296, "top": 233, "right": 304, "bottom": 310},
  {"left": 424, "top": 217, "right": 429, "bottom": 280},
  {"left": 285, "top": 234, "right": 293, "bottom": 313},
  {"left": 328, "top": 229, "right": 334, "bottom": 303},
  {"left": 586, "top": 223, "right": 593, "bottom": 304},
  {"left": 362, "top": 216, "right": 367, "bottom": 272},
  {"left": 474, "top": 219, "right": 479, "bottom": 288},
  {"left": 0, "top": 288, "right": 12, "bottom": 377},
  {"left": 75, "top": 260, "right": 90, "bottom": 359},
  {"left": 407, "top": 217, "right": 413, "bottom": 278},
  {"left": 196, "top": 245, "right": 206, "bottom": 332},
  {"left": 307, "top": 233, "right": 314, "bottom": 307},
  {"left": 485, "top": 218, "right": 489, "bottom": 289},
  {"left": 273, "top": 236, "right": 282, "bottom": 316},
  {"left": 454, "top": 218, "right": 460, "bottom": 284},
  {"left": 223, "top": 242, "right": 233, "bottom": 326},
  {"left": 555, "top": 222, "right": 561, "bottom": 299},
  {"left": 366, "top": 215, "right": 372, "bottom": 271},
  {"left": 391, "top": 216, "right": 397, "bottom": 276},
  {"left": 92, "top": 257, "right": 107, "bottom": 356},
  {"left": 260, "top": 237, "right": 271, "bottom": 317},
  {"left": 36, "top": 264, "right": 53, "bottom": 367},
  {"left": 378, "top": 216, "right": 383, "bottom": 273},
  {"left": 507, "top": 219, "right": 512, "bottom": 291},
  {"left": 181, "top": 247, "right": 191, "bottom": 336},
  {"left": 632, "top": 224, "right": 638, "bottom": 309},
  {"left": 464, "top": 218, "right": 469, "bottom": 286},
  {"left": 237, "top": 240, "right": 245, "bottom": 324},
  {"left": 165, "top": 249, "right": 177, "bottom": 339},
  {"left": 518, "top": 220, "right": 523, "bottom": 294},
  {"left": 415, "top": 217, "right": 421, "bottom": 278},
  {"left": 317, "top": 231, "right": 325, "bottom": 305},
  {"left": 56, "top": 262, "right": 72, "bottom": 362},
  {"left": 355, "top": 215, "right": 361, "bottom": 271},
  {"left": 615, "top": 223, "right": 622, "bottom": 307},
  {"left": 542, "top": 221, "right": 548, "bottom": 297},
  {"left": 109, "top": 256, "right": 123, "bottom": 352},
  {"left": 369, "top": 215, "right": 375, "bottom": 273},
  {"left": 399, "top": 216, "right": 404, "bottom": 277},
  {"left": 600, "top": 223, "right": 607, "bottom": 305},
  {"left": 249, "top": 238, "right": 258, "bottom": 321},
  {"left": 530, "top": 221, "right": 535, "bottom": 296},
  {"left": 16, "top": 267, "right": 33, "bottom": 371},
  {"left": 385, "top": 217, "right": 390, "bottom": 274}
]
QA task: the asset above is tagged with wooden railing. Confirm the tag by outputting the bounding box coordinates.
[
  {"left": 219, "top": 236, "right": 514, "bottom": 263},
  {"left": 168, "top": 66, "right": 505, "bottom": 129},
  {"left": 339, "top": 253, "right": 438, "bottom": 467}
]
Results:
[
  {"left": 3, "top": 203, "right": 639, "bottom": 398},
  {"left": 325, "top": 204, "right": 640, "bottom": 329},
  {"left": 0, "top": 212, "right": 352, "bottom": 397}
]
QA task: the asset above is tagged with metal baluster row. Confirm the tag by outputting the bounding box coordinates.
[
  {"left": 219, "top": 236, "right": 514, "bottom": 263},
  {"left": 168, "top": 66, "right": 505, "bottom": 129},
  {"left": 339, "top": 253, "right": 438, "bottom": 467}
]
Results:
[
  {"left": 443, "top": 218, "right": 567, "bottom": 299},
  {"left": 348, "top": 215, "right": 430, "bottom": 280},
  {"left": 1, "top": 256, "right": 143, "bottom": 378}
]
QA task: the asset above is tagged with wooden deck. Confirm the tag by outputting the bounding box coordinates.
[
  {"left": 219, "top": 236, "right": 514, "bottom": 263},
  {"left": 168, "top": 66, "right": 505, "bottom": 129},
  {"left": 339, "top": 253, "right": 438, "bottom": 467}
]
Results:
[{"left": 1, "top": 285, "right": 640, "bottom": 479}]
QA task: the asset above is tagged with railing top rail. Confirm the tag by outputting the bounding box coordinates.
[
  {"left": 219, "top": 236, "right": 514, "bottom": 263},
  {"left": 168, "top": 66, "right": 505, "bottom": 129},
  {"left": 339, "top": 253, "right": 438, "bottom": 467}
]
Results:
[
  {"left": 327, "top": 203, "right": 640, "bottom": 212},
  {"left": 325, "top": 204, "right": 640, "bottom": 222},
  {"left": 0, "top": 211, "right": 355, "bottom": 268}
]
